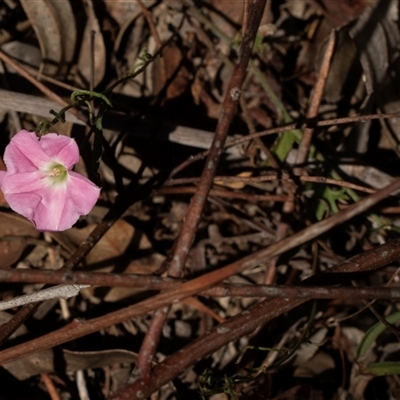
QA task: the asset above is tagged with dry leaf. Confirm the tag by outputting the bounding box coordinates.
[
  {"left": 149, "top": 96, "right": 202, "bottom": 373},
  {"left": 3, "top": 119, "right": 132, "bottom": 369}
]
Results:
[
  {"left": 18, "top": 0, "right": 76, "bottom": 77},
  {"left": 46, "top": 0, "right": 77, "bottom": 74},
  {"left": 214, "top": 171, "right": 253, "bottom": 190},
  {"left": 60, "top": 219, "right": 151, "bottom": 267},
  {"left": 0, "top": 212, "right": 39, "bottom": 269},
  {"left": 104, "top": 0, "right": 157, "bottom": 52},
  {"left": 4, "top": 346, "right": 139, "bottom": 380},
  {"left": 348, "top": 0, "right": 398, "bottom": 106},
  {"left": 311, "top": 0, "right": 372, "bottom": 27},
  {"left": 152, "top": 45, "right": 190, "bottom": 100}
]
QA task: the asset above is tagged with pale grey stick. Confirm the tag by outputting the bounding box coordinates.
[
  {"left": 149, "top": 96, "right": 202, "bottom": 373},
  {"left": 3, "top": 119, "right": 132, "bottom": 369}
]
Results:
[{"left": 0, "top": 284, "right": 90, "bottom": 311}]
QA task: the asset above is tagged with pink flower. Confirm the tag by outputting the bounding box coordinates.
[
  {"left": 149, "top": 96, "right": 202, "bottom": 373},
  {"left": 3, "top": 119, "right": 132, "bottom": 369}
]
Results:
[{"left": 0, "top": 130, "right": 100, "bottom": 231}]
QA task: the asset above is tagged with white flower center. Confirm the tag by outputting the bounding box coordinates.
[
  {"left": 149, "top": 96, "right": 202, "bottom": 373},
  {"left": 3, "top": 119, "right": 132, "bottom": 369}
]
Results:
[{"left": 45, "top": 163, "right": 68, "bottom": 186}]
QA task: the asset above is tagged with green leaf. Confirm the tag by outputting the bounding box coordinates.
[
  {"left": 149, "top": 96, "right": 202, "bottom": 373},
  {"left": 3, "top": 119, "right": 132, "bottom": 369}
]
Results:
[
  {"left": 362, "top": 361, "right": 400, "bottom": 376},
  {"left": 71, "top": 90, "right": 112, "bottom": 106},
  {"left": 357, "top": 311, "right": 400, "bottom": 359},
  {"left": 271, "top": 129, "right": 300, "bottom": 163},
  {"left": 312, "top": 186, "right": 347, "bottom": 221}
]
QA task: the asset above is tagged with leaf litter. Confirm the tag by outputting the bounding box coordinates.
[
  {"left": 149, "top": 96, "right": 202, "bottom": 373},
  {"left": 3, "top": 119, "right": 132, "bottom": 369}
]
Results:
[{"left": 1, "top": 0, "right": 400, "bottom": 399}]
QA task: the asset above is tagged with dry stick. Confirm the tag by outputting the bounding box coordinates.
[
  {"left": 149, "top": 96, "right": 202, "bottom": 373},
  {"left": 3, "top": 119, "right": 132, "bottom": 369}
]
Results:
[
  {"left": 40, "top": 373, "right": 61, "bottom": 400},
  {"left": 4, "top": 267, "right": 400, "bottom": 300},
  {"left": 0, "top": 175, "right": 400, "bottom": 367},
  {"left": 90, "top": 30, "right": 96, "bottom": 93},
  {"left": 227, "top": 112, "right": 400, "bottom": 158},
  {"left": 0, "top": 42, "right": 167, "bottom": 121},
  {"left": 295, "top": 29, "right": 336, "bottom": 174},
  {"left": 168, "top": 1, "right": 266, "bottom": 278},
  {"left": 183, "top": 296, "right": 225, "bottom": 323},
  {"left": 166, "top": 175, "right": 376, "bottom": 194},
  {"left": 136, "top": 0, "right": 162, "bottom": 48},
  {"left": 0, "top": 221, "right": 114, "bottom": 345},
  {"left": 136, "top": 0, "right": 165, "bottom": 101},
  {"left": 0, "top": 20, "right": 32, "bottom": 46},
  {"left": 208, "top": 195, "right": 276, "bottom": 235},
  {"left": 265, "top": 29, "right": 336, "bottom": 285},
  {"left": 111, "top": 231, "right": 400, "bottom": 400},
  {"left": 0, "top": 49, "right": 86, "bottom": 123},
  {"left": 168, "top": 109, "right": 400, "bottom": 180},
  {"left": 0, "top": 284, "right": 89, "bottom": 311},
  {"left": 130, "top": 306, "right": 169, "bottom": 383},
  {"left": 132, "top": 0, "right": 268, "bottom": 385},
  {"left": 157, "top": 186, "right": 289, "bottom": 202}
]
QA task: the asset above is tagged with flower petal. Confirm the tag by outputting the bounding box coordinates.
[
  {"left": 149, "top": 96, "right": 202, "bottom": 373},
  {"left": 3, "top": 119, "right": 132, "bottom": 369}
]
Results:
[
  {"left": 39, "top": 134, "right": 79, "bottom": 169},
  {"left": 31, "top": 173, "right": 100, "bottom": 231},
  {"left": 1, "top": 171, "right": 48, "bottom": 195},
  {"left": 3, "top": 192, "right": 42, "bottom": 223},
  {"left": 3, "top": 172, "right": 100, "bottom": 231},
  {"left": 0, "top": 132, "right": 100, "bottom": 231},
  {"left": 1, "top": 172, "right": 46, "bottom": 222},
  {"left": 32, "top": 185, "right": 73, "bottom": 231},
  {"left": 67, "top": 171, "right": 101, "bottom": 214},
  {"left": 3, "top": 131, "right": 52, "bottom": 173}
]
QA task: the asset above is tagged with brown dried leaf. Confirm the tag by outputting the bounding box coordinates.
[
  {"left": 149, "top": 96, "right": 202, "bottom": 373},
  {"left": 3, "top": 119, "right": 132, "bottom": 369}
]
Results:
[
  {"left": 46, "top": 0, "right": 77, "bottom": 73},
  {"left": 3, "top": 346, "right": 139, "bottom": 380},
  {"left": 0, "top": 310, "right": 139, "bottom": 380},
  {"left": 152, "top": 45, "right": 190, "bottom": 100},
  {"left": 104, "top": 0, "right": 143, "bottom": 26},
  {"left": 0, "top": 212, "right": 40, "bottom": 269},
  {"left": 209, "top": 0, "right": 243, "bottom": 38},
  {"left": 311, "top": 0, "right": 372, "bottom": 27},
  {"left": 339, "top": 164, "right": 394, "bottom": 189},
  {"left": 380, "top": 58, "right": 400, "bottom": 144},
  {"left": 348, "top": 0, "right": 399, "bottom": 105},
  {"left": 20, "top": 0, "right": 63, "bottom": 76},
  {"left": 104, "top": 0, "right": 157, "bottom": 51},
  {"left": 60, "top": 219, "right": 151, "bottom": 267},
  {"left": 319, "top": 30, "right": 360, "bottom": 104}
]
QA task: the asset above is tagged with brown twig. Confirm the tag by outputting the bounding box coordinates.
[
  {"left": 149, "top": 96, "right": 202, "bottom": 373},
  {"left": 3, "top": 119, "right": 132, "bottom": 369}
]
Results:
[
  {"left": 169, "top": 110, "right": 400, "bottom": 179},
  {"left": 109, "top": 236, "right": 400, "bottom": 399},
  {"left": 0, "top": 49, "right": 87, "bottom": 123},
  {"left": 41, "top": 373, "right": 61, "bottom": 400},
  {"left": 294, "top": 29, "right": 336, "bottom": 174},
  {"left": 167, "top": 1, "right": 266, "bottom": 278},
  {"left": 165, "top": 175, "right": 376, "bottom": 194},
  {"left": 133, "top": 306, "right": 169, "bottom": 381},
  {"left": 136, "top": 0, "right": 162, "bottom": 48},
  {"left": 130, "top": 0, "right": 268, "bottom": 390},
  {"left": 1, "top": 175, "right": 400, "bottom": 368},
  {"left": 157, "top": 186, "right": 290, "bottom": 202},
  {"left": 3, "top": 267, "right": 400, "bottom": 299},
  {"left": 0, "top": 222, "right": 118, "bottom": 346},
  {"left": 265, "top": 29, "right": 336, "bottom": 284}
]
